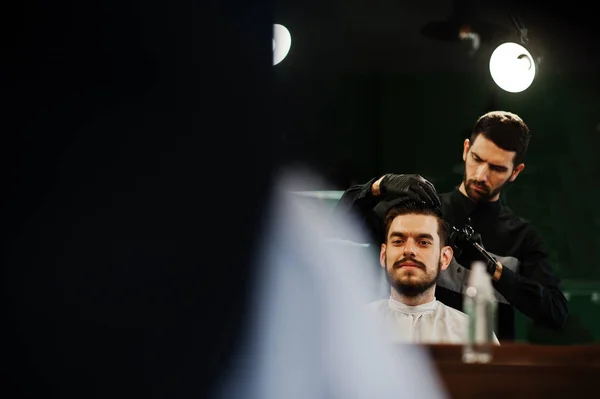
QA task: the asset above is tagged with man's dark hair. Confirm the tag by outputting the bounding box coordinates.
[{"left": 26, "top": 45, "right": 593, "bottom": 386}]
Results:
[
  {"left": 470, "top": 110, "right": 531, "bottom": 166},
  {"left": 383, "top": 200, "right": 450, "bottom": 246}
]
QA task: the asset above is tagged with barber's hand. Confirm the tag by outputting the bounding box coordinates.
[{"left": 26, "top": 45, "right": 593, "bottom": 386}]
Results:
[
  {"left": 450, "top": 226, "right": 498, "bottom": 276},
  {"left": 375, "top": 174, "right": 442, "bottom": 211}
]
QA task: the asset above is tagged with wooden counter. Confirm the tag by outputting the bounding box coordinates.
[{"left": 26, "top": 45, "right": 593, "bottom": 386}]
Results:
[{"left": 421, "top": 343, "right": 600, "bottom": 398}]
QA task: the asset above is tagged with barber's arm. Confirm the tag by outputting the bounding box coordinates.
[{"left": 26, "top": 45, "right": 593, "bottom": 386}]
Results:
[
  {"left": 332, "top": 177, "right": 381, "bottom": 242},
  {"left": 334, "top": 177, "right": 380, "bottom": 219},
  {"left": 333, "top": 174, "right": 442, "bottom": 242},
  {"left": 452, "top": 226, "right": 568, "bottom": 330},
  {"left": 492, "top": 228, "right": 569, "bottom": 330}
]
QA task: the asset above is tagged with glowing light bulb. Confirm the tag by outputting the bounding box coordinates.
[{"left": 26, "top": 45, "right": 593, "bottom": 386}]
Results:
[
  {"left": 273, "top": 24, "right": 291, "bottom": 66},
  {"left": 489, "top": 42, "right": 536, "bottom": 93}
]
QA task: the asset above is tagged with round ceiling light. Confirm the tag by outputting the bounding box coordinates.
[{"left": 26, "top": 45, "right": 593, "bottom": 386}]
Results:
[
  {"left": 489, "top": 42, "right": 536, "bottom": 93},
  {"left": 273, "top": 24, "right": 291, "bottom": 66}
]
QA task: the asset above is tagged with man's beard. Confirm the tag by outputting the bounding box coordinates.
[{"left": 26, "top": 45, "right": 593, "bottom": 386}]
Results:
[
  {"left": 462, "top": 168, "right": 508, "bottom": 202},
  {"left": 385, "top": 254, "right": 441, "bottom": 298}
]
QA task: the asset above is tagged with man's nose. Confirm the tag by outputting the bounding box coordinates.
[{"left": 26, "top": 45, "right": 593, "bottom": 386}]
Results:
[
  {"left": 403, "top": 239, "right": 417, "bottom": 257},
  {"left": 475, "top": 164, "right": 489, "bottom": 182}
]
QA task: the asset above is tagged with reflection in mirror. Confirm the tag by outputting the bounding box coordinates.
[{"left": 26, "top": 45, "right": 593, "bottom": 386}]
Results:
[{"left": 274, "top": 0, "right": 600, "bottom": 345}]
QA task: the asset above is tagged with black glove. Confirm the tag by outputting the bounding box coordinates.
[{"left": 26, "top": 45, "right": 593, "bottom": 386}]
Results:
[
  {"left": 378, "top": 174, "right": 442, "bottom": 212},
  {"left": 449, "top": 224, "right": 498, "bottom": 276}
]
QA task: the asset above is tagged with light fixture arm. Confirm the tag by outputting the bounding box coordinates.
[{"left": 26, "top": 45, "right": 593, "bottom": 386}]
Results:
[{"left": 510, "top": 13, "right": 528, "bottom": 45}]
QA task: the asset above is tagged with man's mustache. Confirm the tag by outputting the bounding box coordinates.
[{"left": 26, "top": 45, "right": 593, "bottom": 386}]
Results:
[
  {"left": 393, "top": 258, "right": 426, "bottom": 270},
  {"left": 469, "top": 179, "right": 489, "bottom": 192}
]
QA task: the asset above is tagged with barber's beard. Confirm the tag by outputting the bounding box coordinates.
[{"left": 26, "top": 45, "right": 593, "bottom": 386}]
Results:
[
  {"left": 462, "top": 170, "right": 508, "bottom": 202},
  {"left": 385, "top": 254, "right": 441, "bottom": 298}
]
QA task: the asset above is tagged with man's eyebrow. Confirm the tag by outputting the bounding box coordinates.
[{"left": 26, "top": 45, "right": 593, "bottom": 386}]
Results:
[{"left": 389, "top": 232, "right": 434, "bottom": 240}]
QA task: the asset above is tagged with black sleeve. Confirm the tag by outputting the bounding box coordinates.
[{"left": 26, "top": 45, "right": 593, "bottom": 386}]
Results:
[
  {"left": 492, "top": 226, "right": 569, "bottom": 330},
  {"left": 331, "top": 177, "right": 382, "bottom": 244}
]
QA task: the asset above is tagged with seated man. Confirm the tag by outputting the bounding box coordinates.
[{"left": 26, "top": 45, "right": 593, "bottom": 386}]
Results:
[{"left": 367, "top": 199, "right": 499, "bottom": 344}]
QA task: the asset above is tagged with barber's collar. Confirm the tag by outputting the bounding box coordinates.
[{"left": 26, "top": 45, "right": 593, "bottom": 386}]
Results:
[{"left": 450, "top": 186, "right": 501, "bottom": 217}]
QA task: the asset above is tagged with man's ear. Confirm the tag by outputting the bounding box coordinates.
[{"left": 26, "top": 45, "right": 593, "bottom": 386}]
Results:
[
  {"left": 439, "top": 246, "right": 454, "bottom": 271},
  {"left": 379, "top": 244, "right": 386, "bottom": 269},
  {"left": 462, "top": 139, "right": 470, "bottom": 162},
  {"left": 509, "top": 163, "right": 525, "bottom": 182}
]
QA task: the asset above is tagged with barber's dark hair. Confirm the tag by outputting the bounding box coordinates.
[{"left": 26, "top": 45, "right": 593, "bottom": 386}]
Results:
[
  {"left": 383, "top": 200, "right": 450, "bottom": 246},
  {"left": 470, "top": 110, "right": 531, "bottom": 166}
]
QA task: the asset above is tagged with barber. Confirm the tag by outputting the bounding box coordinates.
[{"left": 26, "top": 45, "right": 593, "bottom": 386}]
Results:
[{"left": 334, "top": 111, "right": 568, "bottom": 340}]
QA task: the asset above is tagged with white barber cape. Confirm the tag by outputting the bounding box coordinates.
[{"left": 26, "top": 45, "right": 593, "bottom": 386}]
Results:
[{"left": 367, "top": 297, "right": 500, "bottom": 344}]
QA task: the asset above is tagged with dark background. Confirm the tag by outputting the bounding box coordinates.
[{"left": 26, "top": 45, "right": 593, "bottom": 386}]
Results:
[{"left": 0, "top": 0, "right": 273, "bottom": 397}]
